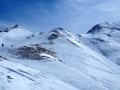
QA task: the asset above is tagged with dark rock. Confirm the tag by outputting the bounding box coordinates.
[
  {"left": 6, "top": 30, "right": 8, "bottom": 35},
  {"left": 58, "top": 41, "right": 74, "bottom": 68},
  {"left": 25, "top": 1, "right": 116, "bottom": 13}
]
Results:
[
  {"left": 10, "top": 46, "right": 56, "bottom": 60},
  {"left": 13, "top": 25, "right": 19, "bottom": 28},
  {"left": 48, "top": 34, "right": 59, "bottom": 40},
  {"left": 93, "top": 38, "right": 106, "bottom": 43},
  {"left": 87, "top": 24, "right": 102, "bottom": 34}
]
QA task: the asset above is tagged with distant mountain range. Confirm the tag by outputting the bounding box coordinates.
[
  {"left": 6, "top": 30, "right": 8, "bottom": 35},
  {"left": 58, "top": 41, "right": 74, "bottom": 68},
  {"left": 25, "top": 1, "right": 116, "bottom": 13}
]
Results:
[{"left": 0, "top": 22, "right": 120, "bottom": 90}]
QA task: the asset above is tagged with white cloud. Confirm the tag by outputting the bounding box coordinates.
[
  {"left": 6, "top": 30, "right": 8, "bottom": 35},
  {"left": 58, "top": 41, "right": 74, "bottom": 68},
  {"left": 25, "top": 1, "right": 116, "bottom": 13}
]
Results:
[
  {"left": 50, "top": 0, "right": 120, "bottom": 33},
  {"left": 93, "top": 1, "right": 120, "bottom": 13}
]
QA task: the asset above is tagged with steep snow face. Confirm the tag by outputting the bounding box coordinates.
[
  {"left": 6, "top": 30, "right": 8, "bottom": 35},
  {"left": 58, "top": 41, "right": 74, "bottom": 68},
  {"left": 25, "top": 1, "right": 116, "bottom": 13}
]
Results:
[{"left": 46, "top": 33, "right": 120, "bottom": 90}]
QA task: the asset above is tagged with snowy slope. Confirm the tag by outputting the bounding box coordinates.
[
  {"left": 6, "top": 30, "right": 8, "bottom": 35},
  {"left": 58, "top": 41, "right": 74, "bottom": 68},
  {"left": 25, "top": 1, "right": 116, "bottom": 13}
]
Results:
[
  {"left": 0, "top": 25, "right": 32, "bottom": 47},
  {"left": 0, "top": 57, "right": 80, "bottom": 90},
  {"left": 0, "top": 25, "right": 32, "bottom": 38},
  {"left": 0, "top": 25, "right": 120, "bottom": 90},
  {"left": 81, "top": 22, "right": 120, "bottom": 65}
]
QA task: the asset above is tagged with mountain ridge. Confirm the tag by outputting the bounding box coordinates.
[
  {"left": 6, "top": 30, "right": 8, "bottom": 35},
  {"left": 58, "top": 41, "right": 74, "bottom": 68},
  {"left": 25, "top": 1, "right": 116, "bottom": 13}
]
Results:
[
  {"left": 0, "top": 22, "right": 120, "bottom": 90},
  {"left": 87, "top": 22, "right": 120, "bottom": 34}
]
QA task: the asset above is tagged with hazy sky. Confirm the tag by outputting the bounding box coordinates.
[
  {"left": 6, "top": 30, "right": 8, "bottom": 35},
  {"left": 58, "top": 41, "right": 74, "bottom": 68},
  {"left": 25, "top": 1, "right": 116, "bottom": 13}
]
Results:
[{"left": 0, "top": 0, "right": 120, "bottom": 33}]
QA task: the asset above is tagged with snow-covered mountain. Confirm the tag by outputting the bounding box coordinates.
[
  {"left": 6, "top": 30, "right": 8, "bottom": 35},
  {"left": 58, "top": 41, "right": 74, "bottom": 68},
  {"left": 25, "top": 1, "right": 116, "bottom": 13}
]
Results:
[
  {"left": 81, "top": 22, "right": 120, "bottom": 65},
  {"left": 0, "top": 25, "right": 32, "bottom": 38},
  {"left": 0, "top": 24, "right": 120, "bottom": 90},
  {"left": 0, "top": 25, "right": 32, "bottom": 47}
]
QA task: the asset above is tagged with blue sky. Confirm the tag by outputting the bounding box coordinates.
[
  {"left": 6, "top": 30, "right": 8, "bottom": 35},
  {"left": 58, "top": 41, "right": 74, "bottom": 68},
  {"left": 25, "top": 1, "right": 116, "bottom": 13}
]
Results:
[{"left": 0, "top": 0, "right": 120, "bottom": 33}]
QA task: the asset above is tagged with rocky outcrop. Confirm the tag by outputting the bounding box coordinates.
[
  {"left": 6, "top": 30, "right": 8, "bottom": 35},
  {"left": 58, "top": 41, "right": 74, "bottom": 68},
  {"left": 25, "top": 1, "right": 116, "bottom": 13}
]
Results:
[{"left": 10, "top": 46, "right": 56, "bottom": 60}]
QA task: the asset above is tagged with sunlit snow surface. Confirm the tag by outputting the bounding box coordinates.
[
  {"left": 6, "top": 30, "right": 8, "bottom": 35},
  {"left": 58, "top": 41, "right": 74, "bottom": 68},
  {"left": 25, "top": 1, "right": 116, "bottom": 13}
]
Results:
[{"left": 0, "top": 25, "right": 120, "bottom": 90}]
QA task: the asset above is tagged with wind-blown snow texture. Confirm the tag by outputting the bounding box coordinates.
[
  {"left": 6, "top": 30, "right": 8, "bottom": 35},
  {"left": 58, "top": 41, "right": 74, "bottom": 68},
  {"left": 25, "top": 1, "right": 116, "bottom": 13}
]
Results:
[{"left": 0, "top": 24, "right": 120, "bottom": 90}]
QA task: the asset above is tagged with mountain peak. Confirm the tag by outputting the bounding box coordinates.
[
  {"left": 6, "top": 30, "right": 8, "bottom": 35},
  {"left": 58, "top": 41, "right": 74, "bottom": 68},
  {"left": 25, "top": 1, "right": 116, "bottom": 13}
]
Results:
[
  {"left": 50, "top": 27, "right": 64, "bottom": 33},
  {"left": 0, "top": 25, "right": 32, "bottom": 38},
  {"left": 48, "top": 27, "right": 65, "bottom": 40},
  {"left": 13, "top": 24, "right": 21, "bottom": 28},
  {"left": 87, "top": 22, "right": 120, "bottom": 34},
  {"left": 50, "top": 27, "right": 65, "bottom": 36}
]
